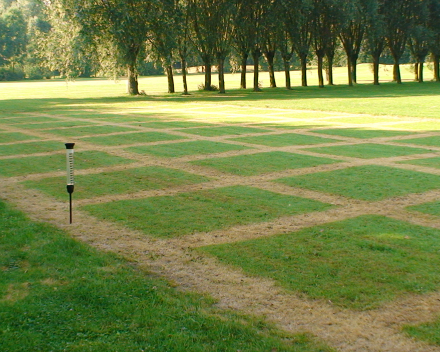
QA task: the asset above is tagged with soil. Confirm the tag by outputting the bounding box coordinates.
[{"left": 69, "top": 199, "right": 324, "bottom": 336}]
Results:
[{"left": 1, "top": 107, "right": 440, "bottom": 352}]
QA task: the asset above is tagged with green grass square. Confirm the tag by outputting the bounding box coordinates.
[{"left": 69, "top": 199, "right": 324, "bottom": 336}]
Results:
[
  {"left": 45, "top": 125, "right": 138, "bottom": 137},
  {"left": 407, "top": 201, "right": 440, "bottom": 218},
  {"left": 229, "top": 133, "right": 337, "bottom": 147},
  {"left": 199, "top": 215, "right": 440, "bottom": 309},
  {"left": 397, "top": 157, "right": 440, "bottom": 169},
  {"left": 306, "top": 143, "right": 430, "bottom": 159},
  {"left": 24, "top": 167, "right": 209, "bottom": 200},
  {"left": 182, "top": 126, "right": 270, "bottom": 137},
  {"left": 0, "top": 141, "right": 61, "bottom": 157},
  {"left": 398, "top": 136, "right": 440, "bottom": 147},
  {"left": 276, "top": 165, "right": 440, "bottom": 201},
  {"left": 312, "top": 128, "right": 415, "bottom": 139},
  {"left": 0, "top": 132, "right": 42, "bottom": 143},
  {"left": 12, "top": 121, "right": 95, "bottom": 130},
  {"left": 2, "top": 151, "right": 135, "bottom": 177},
  {"left": 127, "top": 140, "right": 250, "bottom": 158},
  {"left": 191, "top": 151, "right": 341, "bottom": 176},
  {"left": 403, "top": 319, "right": 440, "bottom": 346},
  {"left": 387, "top": 122, "right": 440, "bottom": 131},
  {"left": 80, "top": 132, "right": 185, "bottom": 146},
  {"left": 82, "top": 186, "right": 333, "bottom": 238},
  {"left": 134, "top": 121, "right": 213, "bottom": 129},
  {"left": 323, "top": 116, "right": 400, "bottom": 124},
  {"left": 0, "top": 116, "right": 59, "bottom": 124}
]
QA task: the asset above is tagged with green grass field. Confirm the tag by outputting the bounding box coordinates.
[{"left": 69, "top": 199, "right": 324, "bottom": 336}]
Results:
[{"left": 1, "top": 64, "right": 440, "bottom": 350}]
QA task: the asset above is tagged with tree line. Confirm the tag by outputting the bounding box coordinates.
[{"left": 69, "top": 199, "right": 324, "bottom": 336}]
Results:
[{"left": 1, "top": 0, "right": 440, "bottom": 94}]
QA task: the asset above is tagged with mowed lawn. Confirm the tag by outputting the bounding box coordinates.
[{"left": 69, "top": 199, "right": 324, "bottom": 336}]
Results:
[{"left": 1, "top": 65, "right": 440, "bottom": 349}]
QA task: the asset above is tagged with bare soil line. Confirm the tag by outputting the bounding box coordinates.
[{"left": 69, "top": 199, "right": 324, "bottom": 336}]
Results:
[{"left": 1, "top": 110, "right": 440, "bottom": 351}]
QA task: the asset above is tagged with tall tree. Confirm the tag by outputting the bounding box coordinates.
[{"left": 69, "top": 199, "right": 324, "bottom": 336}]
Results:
[
  {"left": 0, "top": 7, "right": 27, "bottom": 70},
  {"left": 57, "top": 0, "right": 154, "bottom": 95},
  {"left": 428, "top": 0, "right": 440, "bottom": 81},
  {"left": 261, "top": 0, "right": 280, "bottom": 88}
]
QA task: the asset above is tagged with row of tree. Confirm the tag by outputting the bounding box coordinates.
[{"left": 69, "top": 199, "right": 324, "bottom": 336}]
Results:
[{"left": 2, "top": 0, "right": 440, "bottom": 95}]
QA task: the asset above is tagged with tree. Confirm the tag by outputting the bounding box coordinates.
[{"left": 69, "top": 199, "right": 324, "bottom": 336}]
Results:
[
  {"left": 428, "top": 0, "right": 440, "bottom": 81},
  {"left": 57, "top": 0, "right": 155, "bottom": 95},
  {"left": 261, "top": 0, "right": 280, "bottom": 88},
  {"left": 0, "top": 7, "right": 27, "bottom": 69}
]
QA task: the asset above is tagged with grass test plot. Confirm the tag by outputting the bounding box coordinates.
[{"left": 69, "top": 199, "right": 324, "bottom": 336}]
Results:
[
  {"left": 0, "top": 132, "right": 42, "bottom": 143},
  {"left": 199, "top": 215, "right": 440, "bottom": 310},
  {"left": 386, "top": 121, "right": 440, "bottom": 131},
  {"left": 82, "top": 186, "right": 333, "bottom": 238},
  {"left": 181, "top": 126, "right": 271, "bottom": 137},
  {"left": 191, "top": 151, "right": 341, "bottom": 176},
  {"left": 312, "top": 128, "right": 415, "bottom": 139},
  {"left": 306, "top": 143, "right": 431, "bottom": 159},
  {"left": 407, "top": 201, "right": 440, "bottom": 218},
  {"left": 398, "top": 156, "right": 440, "bottom": 169},
  {"left": 44, "top": 125, "right": 138, "bottom": 137},
  {"left": 276, "top": 165, "right": 440, "bottom": 201},
  {"left": 133, "top": 121, "right": 213, "bottom": 129},
  {"left": 404, "top": 319, "right": 440, "bottom": 346},
  {"left": 24, "top": 166, "right": 209, "bottom": 200},
  {"left": 0, "top": 116, "right": 60, "bottom": 124},
  {"left": 229, "top": 133, "right": 339, "bottom": 147},
  {"left": 396, "top": 136, "right": 440, "bottom": 147},
  {"left": 9, "top": 120, "right": 95, "bottom": 130},
  {"left": 0, "top": 200, "right": 330, "bottom": 352},
  {"left": 0, "top": 151, "right": 135, "bottom": 177},
  {"left": 127, "top": 140, "right": 251, "bottom": 158},
  {"left": 80, "top": 131, "right": 186, "bottom": 146},
  {"left": 0, "top": 141, "right": 61, "bottom": 157}
]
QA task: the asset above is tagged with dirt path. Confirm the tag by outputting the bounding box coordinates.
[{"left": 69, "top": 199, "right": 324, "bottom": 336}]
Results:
[{"left": 1, "top": 107, "right": 440, "bottom": 351}]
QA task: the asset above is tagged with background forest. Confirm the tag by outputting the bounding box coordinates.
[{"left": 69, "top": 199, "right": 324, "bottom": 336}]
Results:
[{"left": 0, "top": 0, "right": 439, "bottom": 94}]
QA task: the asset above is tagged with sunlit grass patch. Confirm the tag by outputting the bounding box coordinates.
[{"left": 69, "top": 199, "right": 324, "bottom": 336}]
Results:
[
  {"left": 24, "top": 166, "right": 209, "bottom": 200},
  {"left": 403, "top": 318, "right": 440, "bottom": 346},
  {"left": 45, "top": 125, "right": 138, "bottom": 137},
  {"left": 0, "top": 116, "right": 59, "bottom": 124},
  {"left": 276, "top": 165, "right": 440, "bottom": 201},
  {"left": 407, "top": 201, "right": 440, "bottom": 218},
  {"left": 229, "top": 133, "right": 338, "bottom": 147},
  {"left": 0, "top": 132, "right": 42, "bottom": 143},
  {"left": 15, "top": 120, "right": 95, "bottom": 130},
  {"left": 80, "top": 131, "right": 186, "bottom": 146},
  {"left": 182, "top": 126, "right": 270, "bottom": 137},
  {"left": 2, "top": 151, "right": 135, "bottom": 177},
  {"left": 320, "top": 116, "right": 400, "bottom": 124},
  {"left": 134, "top": 121, "right": 213, "bottom": 129},
  {"left": 397, "top": 136, "right": 440, "bottom": 147},
  {"left": 199, "top": 215, "right": 440, "bottom": 310},
  {"left": 191, "top": 151, "right": 340, "bottom": 176},
  {"left": 385, "top": 121, "right": 440, "bottom": 131},
  {"left": 0, "top": 199, "right": 332, "bottom": 352},
  {"left": 312, "top": 128, "right": 415, "bottom": 139},
  {"left": 82, "top": 186, "right": 333, "bottom": 238},
  {"left": 127, "top": 140, "right": 250, "bottom": 158},
  {"left": 306, "top": 143, "right": 430, "bottom": 159},
  {"left": 0, "top": 141, "right": 61, "bottom": 157},
  {"left": 397, "top": 156, "right": 440, "bottom": 169}
]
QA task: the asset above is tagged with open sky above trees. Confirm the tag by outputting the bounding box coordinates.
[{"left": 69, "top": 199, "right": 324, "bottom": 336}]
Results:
[{"left": 1, "top": 0, "right": 440, "bottom": 94}]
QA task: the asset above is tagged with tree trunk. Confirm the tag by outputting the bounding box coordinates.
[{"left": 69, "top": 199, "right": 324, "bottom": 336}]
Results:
[
  {"left": 300, "top": 54, "right": 307, "bottom": 87},
  {"left": 418, "top": 61, "right": 424, "bottom": 83},
  {"left": 165, "top": 65, "right": 175, "bottom": 93},
  {"left": 205, "top": 62, "right": 212, "bottom": 90},
  {"left": 283, "top": 57, "right": 291, "bottom": 90},
  {"left": 240, "top": 53, "right": 248, "bottom": 89},
  {"left": 218, "top": 56, "right": 226, "bottom": 94},
  {"left": 317, "top": 54, "right": 324, "bottom": 88},
  {"left": 351, "top": 54, "right": 358, "bottom": 84},
  {"left": 181, "top": 57, "right": 189, "bottom": 95},
  {"left": 393, "top": 59, "right": 402, "bottom": 84},
  {"left": 127, "top": 63, "right": 139, "bottom": 95},
  {"left": 372, "top": 57, "right": 380, "bottom": 85},
  {"left": 434, "top": 54, "right": 440, "bottom": 82},
  {"left": 326, "top": 54, "right": 334, "bottom": 86},
  {"left": 264, "top": 51, "right": 276, "bottom": 88},
  {"left": 347, "top": 58, "right": 353, "bottom": 86},
  {"left": 414, "top": 62, "right": 419, "bottom": 82},
  {"left": 252, "top": 50, "right": 261, "bottom": 92}
]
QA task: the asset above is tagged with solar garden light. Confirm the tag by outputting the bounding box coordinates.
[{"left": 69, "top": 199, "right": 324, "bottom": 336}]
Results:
[{"left": 65, "top": 143, "right": 75, "bottom": 224}]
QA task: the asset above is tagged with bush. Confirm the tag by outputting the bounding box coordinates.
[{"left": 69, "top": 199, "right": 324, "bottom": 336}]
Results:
[
  {"left": 198, "top": 83, "right": 219, "bottom": 91},
  {"left": 0, "top": 67, "right": 25, "bottom": 81}
]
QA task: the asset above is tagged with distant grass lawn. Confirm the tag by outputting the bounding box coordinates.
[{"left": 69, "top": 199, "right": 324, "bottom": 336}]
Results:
[
  {"left": 276, "top": 165, "right": 440, "bottom": 201},
  {"left": 80, "top": 131, "right": 185, "bottom": 146},
  {"left": 82, "top": 186, "right": 333, "bottom": 238},
  {"left": 306, "top": 143, "right": 430, "bottom": 159},
  {"left": 229, "top": 133, "right": 338, "bottom": 147},
  {"left": 312, "top": 128, "right": 415, "bottom": 139},
  {"left": 24, "top": 166, "right": 209, "bottom": 200},
  {"left": 182, "top": 126, "right": 270, "bottom": 137},
  {"left": 127, "top": 140, "right": 250, "bottom": 158},
  {"left": 0, "top": 151, "right": 135, "bottom": 177},
  {"left": 0, "top": 199, "right": 332, "bottom": 352},
  {"left": 199, "top": 215, "right": 440, "bottom": 310},
  {"left": 191, "top": 151, "right": 341, "bottom": 176}
]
